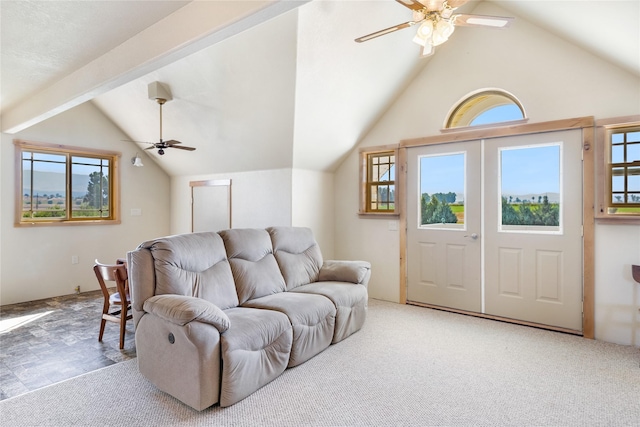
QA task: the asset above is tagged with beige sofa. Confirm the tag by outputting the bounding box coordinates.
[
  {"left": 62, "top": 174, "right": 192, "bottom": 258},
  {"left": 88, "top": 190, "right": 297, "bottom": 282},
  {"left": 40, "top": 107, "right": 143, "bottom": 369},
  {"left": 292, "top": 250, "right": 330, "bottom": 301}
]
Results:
[{"left": 127, "top": 226, "right": 370, "bottom": 410}]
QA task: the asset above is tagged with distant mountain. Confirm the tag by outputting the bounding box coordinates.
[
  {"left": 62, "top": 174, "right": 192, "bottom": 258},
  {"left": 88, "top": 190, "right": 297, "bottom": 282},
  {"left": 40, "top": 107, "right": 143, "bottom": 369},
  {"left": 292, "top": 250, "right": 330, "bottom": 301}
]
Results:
[{"left": 23, "top": 171, "right": 90, "bottom": 198}]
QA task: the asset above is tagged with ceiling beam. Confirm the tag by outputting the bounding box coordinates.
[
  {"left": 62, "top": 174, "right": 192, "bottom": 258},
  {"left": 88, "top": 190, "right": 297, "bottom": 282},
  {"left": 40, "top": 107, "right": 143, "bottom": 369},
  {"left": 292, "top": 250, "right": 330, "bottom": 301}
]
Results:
[{"left": 2, "top": 0, "right": 309, "bottom": 134}]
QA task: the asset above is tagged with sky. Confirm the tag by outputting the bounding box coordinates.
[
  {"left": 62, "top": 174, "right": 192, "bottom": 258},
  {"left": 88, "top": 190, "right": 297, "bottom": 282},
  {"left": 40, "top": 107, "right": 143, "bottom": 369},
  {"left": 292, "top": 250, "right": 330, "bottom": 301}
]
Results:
[
  {"left": 420, "top": 105, "right": 561, "bottom": 199},
  {"left": 500, "top": 145, "right": 560, "bottom": 195},
  {"left": 420, "top": 153, "right": 464, "bottom": 196},
  {"left": 470, "top": 104, "right": 523, "bottom": 126},
  {"left": 419, "top": 145, "right": 560, "bottom": 198}
]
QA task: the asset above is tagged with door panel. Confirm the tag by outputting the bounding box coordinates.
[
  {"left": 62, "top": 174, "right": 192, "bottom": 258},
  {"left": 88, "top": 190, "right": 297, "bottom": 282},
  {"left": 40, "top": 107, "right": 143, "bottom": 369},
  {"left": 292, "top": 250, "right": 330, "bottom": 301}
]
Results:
[
  {"left": 484, "top": 130, "right": 583, "bottom": 331},
  {"left": 406, "top": 141, "right": 482, "bottom": 312}
]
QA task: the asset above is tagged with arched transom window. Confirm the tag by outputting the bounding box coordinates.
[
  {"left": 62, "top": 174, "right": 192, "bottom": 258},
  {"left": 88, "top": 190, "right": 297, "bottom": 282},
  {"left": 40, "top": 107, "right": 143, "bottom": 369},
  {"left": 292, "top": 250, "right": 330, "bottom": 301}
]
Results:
[{"left": 445, "top": 89, "right": 527, "bottom": 129}]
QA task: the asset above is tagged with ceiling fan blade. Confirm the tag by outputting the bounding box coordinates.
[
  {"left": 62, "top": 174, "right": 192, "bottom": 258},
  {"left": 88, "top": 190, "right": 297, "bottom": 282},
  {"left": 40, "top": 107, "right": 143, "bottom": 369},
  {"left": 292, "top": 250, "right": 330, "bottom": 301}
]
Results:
[
  {"left": 355, "top": 21, "right": 415, "bottom": 43},
  {"left": 447, "top": 0, "right": 469, "bottom": 9},
  {"left": 420, "top": 43, "right": 434, "bottom": 58},
  {"left": 144, "top": 145, "right": 156, "bottom": 150},
  {"left": 395, "top": 0, "right": 426, "bottom": 11},
  {"left": 164, "top": 139, "right": 182, "bottom": 146},
  {"left": 121, "top": 139, "right": 155, "bottom": 145},
  {"left": 170, "top": 145, "right": 196, "bottom": 151},
  {"left": 454, "top": 14, "right": 514, "bottom": 28}
]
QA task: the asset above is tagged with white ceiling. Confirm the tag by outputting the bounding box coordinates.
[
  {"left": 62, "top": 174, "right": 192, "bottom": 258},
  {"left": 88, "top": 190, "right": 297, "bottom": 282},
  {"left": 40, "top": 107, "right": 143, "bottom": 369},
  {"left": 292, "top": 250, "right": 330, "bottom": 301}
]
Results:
[{"left": 1, "top": 0, "right": 638, "bottom": 175}]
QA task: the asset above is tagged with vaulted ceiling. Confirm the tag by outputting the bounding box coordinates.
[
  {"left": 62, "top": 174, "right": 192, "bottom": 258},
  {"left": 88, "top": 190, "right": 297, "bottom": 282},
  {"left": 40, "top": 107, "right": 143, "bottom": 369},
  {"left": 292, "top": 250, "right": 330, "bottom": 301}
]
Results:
[{"left": 2, "top": 1, "right": 638, "bottom": 176}]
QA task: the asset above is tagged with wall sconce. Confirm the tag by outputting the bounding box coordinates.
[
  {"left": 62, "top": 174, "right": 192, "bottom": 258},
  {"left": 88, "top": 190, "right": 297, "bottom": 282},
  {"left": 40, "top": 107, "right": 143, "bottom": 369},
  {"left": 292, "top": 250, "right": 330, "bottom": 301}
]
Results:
[{"left": 131, "top": 153, "right": 144, "bottom": 167}]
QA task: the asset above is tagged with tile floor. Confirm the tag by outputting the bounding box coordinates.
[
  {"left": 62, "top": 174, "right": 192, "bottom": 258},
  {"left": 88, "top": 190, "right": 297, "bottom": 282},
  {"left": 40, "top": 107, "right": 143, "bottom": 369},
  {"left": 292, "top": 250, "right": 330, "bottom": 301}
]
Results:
[{"left": 0, "top": 290, "right": 135, "bottom": 400}]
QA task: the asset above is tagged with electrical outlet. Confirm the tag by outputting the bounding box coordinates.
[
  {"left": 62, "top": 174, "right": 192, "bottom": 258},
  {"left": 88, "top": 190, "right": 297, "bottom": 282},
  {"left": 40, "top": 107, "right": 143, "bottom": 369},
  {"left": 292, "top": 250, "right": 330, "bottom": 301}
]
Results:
[
  {"left": 74, "top": 286, "right": 80, "bottom": 294},
  {"left": 130, "top": 208, "right": 142, "bottom": 216},
  {"left": 71, "top": 255, "right": 79, "bottom": 264}
]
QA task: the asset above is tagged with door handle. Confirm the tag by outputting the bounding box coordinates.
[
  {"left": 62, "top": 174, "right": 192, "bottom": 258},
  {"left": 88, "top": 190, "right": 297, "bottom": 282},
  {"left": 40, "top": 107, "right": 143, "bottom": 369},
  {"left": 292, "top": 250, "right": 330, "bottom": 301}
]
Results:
[{"left": 464, "top": 233, "right": 479, "bottom": 240}]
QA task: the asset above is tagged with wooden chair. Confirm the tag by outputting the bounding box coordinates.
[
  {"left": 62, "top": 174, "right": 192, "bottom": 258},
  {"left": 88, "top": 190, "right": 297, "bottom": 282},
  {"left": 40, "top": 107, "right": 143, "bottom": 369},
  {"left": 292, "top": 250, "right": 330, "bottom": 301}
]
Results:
[{"left": 93, "top": 260, "right": 131, "bottom": 349}]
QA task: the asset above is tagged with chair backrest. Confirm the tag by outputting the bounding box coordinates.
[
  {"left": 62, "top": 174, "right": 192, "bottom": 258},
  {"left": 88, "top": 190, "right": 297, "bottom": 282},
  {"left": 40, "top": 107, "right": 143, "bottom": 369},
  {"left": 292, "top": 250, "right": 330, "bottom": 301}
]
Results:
[{"left": 94, "top": 260, "right": 128, "bottom": 302}]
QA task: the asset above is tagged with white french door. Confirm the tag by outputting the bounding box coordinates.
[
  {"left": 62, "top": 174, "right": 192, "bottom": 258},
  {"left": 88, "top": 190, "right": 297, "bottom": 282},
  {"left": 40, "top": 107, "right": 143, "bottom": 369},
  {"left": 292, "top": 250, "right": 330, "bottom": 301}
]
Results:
[
  {"left": 406, "top": 129, "right": 584, "bottom": 332},
  {"left": 406, "top": 140, "right": 482, "bottom": 312}
]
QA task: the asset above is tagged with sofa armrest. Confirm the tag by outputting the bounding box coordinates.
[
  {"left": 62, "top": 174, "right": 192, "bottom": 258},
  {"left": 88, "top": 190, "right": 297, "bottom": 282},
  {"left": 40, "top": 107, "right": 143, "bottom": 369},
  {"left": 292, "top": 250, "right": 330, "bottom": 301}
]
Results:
[
  {"left": 143, "top": 295, "right": 230, "bottom": 333},
  {"left": 319, "top": 260, "right": 371, "bottom": 285}
]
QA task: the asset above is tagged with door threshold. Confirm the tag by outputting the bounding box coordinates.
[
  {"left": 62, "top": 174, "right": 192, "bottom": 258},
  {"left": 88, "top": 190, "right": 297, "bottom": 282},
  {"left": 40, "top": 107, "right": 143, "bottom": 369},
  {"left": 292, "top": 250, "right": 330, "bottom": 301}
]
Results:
[{"left": 406, "top": 300, "right": 584, "bottom": 336}]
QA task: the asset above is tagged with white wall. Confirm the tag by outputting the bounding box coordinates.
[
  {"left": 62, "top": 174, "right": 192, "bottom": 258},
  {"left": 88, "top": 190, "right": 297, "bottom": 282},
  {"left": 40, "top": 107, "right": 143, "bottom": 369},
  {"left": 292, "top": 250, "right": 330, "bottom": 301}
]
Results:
[
  {"left": 170, "top": 168, "right": 336, "bottom": 259},
  {"left": 334, "top": 2, "right": 640, "bottom": 345},
  {"left": 292, "top": 168, "right": 335, "bottom": 259},
  {"left": 171, "top": 169, "right": 293, "bottom": 235},
  {"left": 595, "top": 224, "right": 640, "bottom": 345},
  {"left": 0, "top": 102, "right": 171, "bottom": 305}
]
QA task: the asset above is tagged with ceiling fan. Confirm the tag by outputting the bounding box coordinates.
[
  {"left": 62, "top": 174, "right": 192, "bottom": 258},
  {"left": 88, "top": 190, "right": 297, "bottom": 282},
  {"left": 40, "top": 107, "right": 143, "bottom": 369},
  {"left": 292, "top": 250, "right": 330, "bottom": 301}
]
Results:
[
  {"left": 355, "top": 0, "right": 514, "bottom": 57},
  {"left": 124, "top": 96, "right": 196, "bottom": 156}
]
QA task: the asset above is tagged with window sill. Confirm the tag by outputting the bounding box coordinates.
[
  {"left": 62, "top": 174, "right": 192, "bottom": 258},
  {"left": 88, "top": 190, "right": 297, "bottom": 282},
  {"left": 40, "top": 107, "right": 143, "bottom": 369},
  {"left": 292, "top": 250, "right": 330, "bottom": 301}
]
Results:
[
  {"left": 358, "top": 212, "right": 399, "bottom": 219},
  {"left": 15, "top": 219, "right": 121, "bottom": 227},
  {"left": 594, "top": 216, "right": 640, "bottom": 225}
]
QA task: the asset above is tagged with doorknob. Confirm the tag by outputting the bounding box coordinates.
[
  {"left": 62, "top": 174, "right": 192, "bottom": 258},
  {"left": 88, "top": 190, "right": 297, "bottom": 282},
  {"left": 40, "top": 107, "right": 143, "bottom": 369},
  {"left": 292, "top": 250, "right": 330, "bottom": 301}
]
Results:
[{"left": 464, "top": 233, "right": 479, "bottom": 239}]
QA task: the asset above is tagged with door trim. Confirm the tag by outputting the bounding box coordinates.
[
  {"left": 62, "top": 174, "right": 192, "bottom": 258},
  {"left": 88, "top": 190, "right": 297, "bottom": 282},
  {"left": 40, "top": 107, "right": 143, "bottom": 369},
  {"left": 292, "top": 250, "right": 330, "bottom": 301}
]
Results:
[{"left": 398, "top": 116, "right": 595, "bottom": 338}]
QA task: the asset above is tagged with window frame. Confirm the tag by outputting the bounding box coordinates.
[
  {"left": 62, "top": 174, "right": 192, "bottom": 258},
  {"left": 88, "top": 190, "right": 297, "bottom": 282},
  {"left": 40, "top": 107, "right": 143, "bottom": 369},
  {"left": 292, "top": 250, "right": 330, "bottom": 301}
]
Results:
[
  {"left": 14, "top": 139, "right": 121, "bottom": 227},
  {"left": 359, "top": 145, "right": 400, "bottom": 217},
  {"left": 595, "top": 116, "right": 640, "bottom": 223},
  {"left": 443, "top": 88, "right": 528, "bottom": 131}
]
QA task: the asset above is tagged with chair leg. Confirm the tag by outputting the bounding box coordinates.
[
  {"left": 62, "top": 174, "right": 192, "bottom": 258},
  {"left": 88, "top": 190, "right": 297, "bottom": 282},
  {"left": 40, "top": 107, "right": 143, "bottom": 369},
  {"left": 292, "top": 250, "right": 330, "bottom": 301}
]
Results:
[
  {"left": 99, "top": 299, "right": 110, "bottom": 342},
  {"left": 119, "top": 305, "right": 128, "bottom": 349},
  {"left": 99, "top": 318, "right": 107, "bottom": 342}
]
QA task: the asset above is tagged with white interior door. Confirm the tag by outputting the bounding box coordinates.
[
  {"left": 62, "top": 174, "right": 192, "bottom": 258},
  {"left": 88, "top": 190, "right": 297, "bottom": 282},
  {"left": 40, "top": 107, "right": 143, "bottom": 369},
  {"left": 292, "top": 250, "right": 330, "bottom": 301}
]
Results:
[
  {"left": 191, "top": 179, "right": 231, "bottom": 232},
  {"left": 406, "top": 129, "right": 584, "bottom": 332}
]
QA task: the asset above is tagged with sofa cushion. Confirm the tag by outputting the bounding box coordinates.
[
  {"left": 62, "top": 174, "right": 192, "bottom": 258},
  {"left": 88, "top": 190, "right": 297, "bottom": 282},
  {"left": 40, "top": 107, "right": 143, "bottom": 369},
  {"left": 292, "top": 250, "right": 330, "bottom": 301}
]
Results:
[
  {"left": 267, "top": 226, "right": 323, "bottom": 290},
  {"left": 220, "top": 307, "right": 293, "bottom": 407},
  {"left": 292, "top": 282, "right": 367, "bottom": 343},
  {"left": 147, "top": 232, "right": 239, "bottom": 310},
  {"left": 243, "top": 292, "right": 336, "bottom": 367},
  {"left": 220, "top": 229, "right": 286, "bottom": 304}
]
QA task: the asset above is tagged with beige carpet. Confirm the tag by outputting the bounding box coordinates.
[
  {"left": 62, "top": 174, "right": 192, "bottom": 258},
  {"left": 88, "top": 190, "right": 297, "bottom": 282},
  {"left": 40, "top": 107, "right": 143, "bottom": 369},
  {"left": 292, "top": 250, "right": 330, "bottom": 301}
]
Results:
[{"left": 1, "top": 299, "right": 638, "bottom": 426}]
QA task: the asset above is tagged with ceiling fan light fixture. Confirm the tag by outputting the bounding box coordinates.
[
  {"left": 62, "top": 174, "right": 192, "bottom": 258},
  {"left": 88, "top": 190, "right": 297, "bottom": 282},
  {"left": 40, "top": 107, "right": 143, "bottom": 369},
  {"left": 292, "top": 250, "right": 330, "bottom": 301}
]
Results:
[
  {"left": 412, "top": 34, "right": 426, "bottom": 46},
  {"left": 431, "top": 19, "right": 455, "bottom": 46},
  {"left": 412, "top": 20, "right": 433, "bottom": 46},
  {"left": 131, "top": 153, "right": 144, "bottom": 167},
  {"left": 417, "top": 20, "right": 434, "bottom": 37}
]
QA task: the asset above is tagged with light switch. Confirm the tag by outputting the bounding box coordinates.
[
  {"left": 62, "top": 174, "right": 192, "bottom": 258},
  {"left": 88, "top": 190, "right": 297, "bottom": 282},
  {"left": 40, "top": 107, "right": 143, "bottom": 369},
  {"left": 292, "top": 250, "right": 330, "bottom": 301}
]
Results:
[
  {"left": 388, "top": 220, "right": 398, "bottom": 231},
  {"left": 130, "top": 208, "right": 142, "bottom": 216}
]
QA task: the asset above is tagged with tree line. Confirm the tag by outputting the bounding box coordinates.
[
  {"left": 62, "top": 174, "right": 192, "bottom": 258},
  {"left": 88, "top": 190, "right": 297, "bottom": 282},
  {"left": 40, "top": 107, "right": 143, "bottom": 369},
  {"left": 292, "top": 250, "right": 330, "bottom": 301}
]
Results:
[
  {"left": 502, "top": 195, "right": 559, "bottom": 226},
  {"left": 421, "top": 193, "right": 457, "bottom": 224}
]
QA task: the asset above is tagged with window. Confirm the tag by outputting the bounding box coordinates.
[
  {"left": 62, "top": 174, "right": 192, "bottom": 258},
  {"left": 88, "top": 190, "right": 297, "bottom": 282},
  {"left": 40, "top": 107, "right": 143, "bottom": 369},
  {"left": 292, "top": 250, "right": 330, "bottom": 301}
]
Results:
[
  {"left": 419, "top": 153, "right": 465, "bottom": 228},
  {"left": 14, "top": 140, "right": 121, "bottom": 226},
  {"left": 499, "top": 144, "right": 561, "bottom": 232},
  {"left": 445, "top": 89, "right": 527, "bottom": 129},
  {"left": 595, "top": 118, "right": 640, "bottom": 221},
  {"left": 359, "top": 146, "right": 398, "bottom": 216}
]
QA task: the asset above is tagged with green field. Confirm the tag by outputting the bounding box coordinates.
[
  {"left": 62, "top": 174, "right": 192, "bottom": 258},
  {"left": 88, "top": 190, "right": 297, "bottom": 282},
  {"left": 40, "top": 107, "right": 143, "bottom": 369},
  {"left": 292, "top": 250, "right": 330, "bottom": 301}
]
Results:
[
  {"left": 450, "top": 204, "right": 464, "bottom": 224},
  {"left": 610, "top": 207, "right": 640, "bottom": 214}
]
